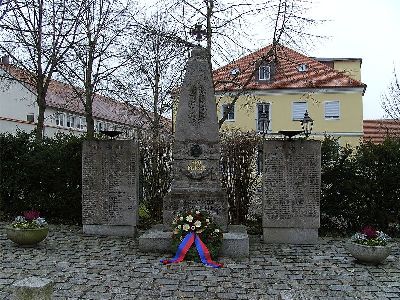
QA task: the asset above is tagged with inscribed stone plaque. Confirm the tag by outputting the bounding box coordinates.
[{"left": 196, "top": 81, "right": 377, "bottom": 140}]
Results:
[
  {"left": 82, "top": 140, "right": 138, "bottom": 236},
  {"left": 262, "top": 140, "right": 321, "bottom": 229}
]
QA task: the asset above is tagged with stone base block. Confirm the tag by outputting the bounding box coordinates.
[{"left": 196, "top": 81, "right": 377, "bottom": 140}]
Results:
[
  {"left": 263, "top": 228, "right": 318, "bottom": 244},
  {"left": 221, "top": 225, "right": 249, "bottom": 258},
  {"left": 83, "top": 225, "right": 136, "bottom": 237},
  {"left": 138, "top": 227, "right": 172, "bottom": 253},
  {"left": 138, "top": 225, "right": 249, "bottom": 258},
  {"left": 12, "top": 277, "right": 53, "bottom": 300}
]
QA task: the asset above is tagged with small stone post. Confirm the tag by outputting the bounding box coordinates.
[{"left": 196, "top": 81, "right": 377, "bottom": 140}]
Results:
[{"left": 12, "top": 277, "right": 53, "bottom": 300}]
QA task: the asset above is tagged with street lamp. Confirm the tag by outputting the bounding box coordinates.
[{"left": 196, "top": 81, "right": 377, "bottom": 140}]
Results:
[{"left": 301, "top": 110, "right": 314, "bottom": 138}]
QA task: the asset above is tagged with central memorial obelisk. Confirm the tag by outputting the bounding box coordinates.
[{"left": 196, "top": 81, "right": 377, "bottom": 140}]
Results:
[
  {"left": 139, "top": 46, "right": 248, "bottom": 258},
  {"left": 163, "top": 46, "right": 228, "bottom": 229}
]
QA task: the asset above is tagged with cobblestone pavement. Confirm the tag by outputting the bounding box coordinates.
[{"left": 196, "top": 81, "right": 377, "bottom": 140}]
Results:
[{"left": 0, "top": 224, "right": 399, "bottom": 300}]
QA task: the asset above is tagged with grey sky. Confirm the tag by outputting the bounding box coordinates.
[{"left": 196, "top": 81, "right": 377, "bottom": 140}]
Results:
[{"left": 140, "top": 0, "right": 400, "bottom": 120}]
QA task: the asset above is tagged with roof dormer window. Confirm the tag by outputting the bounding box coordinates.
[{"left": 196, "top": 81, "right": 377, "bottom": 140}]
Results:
[
  {"left": 297, "top": 63, "right": 308, "bottom": 72},
  {"left": 259, "top": 65, "right": 271, "bottom": 81}
]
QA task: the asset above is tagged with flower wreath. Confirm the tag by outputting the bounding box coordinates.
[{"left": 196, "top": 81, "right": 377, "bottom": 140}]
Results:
[{"left": 161, "top": 210, "right": 223, "bottom": 268}]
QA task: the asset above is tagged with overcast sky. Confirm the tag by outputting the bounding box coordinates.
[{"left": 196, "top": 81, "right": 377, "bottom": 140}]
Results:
[
  {"left": 308, "top": 0, "right": 400, "bottom": 119},
  {"left": 142, "top": 0, "right": 400, "bottom": 119}
]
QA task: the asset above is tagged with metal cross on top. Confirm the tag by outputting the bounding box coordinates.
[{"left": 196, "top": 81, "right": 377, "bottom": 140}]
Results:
[{"left": 190, "top": 23, "right": 207, "bottom": 43}]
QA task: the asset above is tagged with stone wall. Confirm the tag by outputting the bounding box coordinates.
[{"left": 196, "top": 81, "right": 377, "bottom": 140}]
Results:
[
  {"left": 82, "top": 140, "right": 139, "bottom": 236},
  {"left": 262, "top": 140, "right": 321, "bottom": 243}
]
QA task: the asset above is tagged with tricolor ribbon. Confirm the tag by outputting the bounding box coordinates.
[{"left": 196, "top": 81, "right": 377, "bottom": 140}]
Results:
[{"left": 161, "top": 232, "right": 223, "bottom": 268}]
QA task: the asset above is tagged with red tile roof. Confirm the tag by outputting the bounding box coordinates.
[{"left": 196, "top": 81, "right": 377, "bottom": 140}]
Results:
[
  {"left": 363, "top": 119, "right": 400, "bottom": 144},
  {"left": 0, "top": 64, "right": 150, "bottom": 128},
  {"left": 213, "top": 44, "right": 366, "bottom": 93}
]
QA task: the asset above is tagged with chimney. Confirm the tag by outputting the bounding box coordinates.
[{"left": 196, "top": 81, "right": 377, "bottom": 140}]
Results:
[{"left": 1, "top": 55, "right": 9, "bottom": 64}]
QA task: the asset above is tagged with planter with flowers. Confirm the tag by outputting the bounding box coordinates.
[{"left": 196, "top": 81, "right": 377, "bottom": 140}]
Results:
[
  {"left": 6, "top": 210, "right": 48, "bottom": 246},
  {"left": 161, "top": 210, "right": 223, "bottom": 268},
  {"left": 345, "top": 226, "right": 392, "bottom": 264}
]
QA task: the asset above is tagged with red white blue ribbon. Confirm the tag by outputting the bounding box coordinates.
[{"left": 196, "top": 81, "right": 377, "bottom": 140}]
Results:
[{"left": 161, "top": 232, "right": 223, "bottom": 268}]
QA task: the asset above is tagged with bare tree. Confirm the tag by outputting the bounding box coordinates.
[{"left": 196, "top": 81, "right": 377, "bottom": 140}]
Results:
[
  {"left": 57, "top": 0, "right": 133, "bottom": 139},
  {"left": 382, "top": 68, "right": 400, "bottom": 121},
  {"left": 0, "top": 0, "right": 82, "bottom": 140},
  {"left": 115, "top": 10, "right": 189, "bottom": 140},
  {"left": 163, "top": 0, "right": 323, "bottom": 127}
]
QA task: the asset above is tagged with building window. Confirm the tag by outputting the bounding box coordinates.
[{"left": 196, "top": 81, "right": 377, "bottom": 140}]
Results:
[
  {"left": 259, "top": 65, "right": 271, "bottom": 81},
  {"left": 26, "top": 113, "right": 34, "bottom": 123},
  {"left": 78, "top": 117, "right": 86, "bottom": 130},
  {"left": 222, "top": 104, "right": 235, "bottom": 121},
  {"left": 325, "top": 101, "right": 340, "bottom": 119},
  {"left": 55, "top": 112, "right": 65, "bottom": 127},
  {"left": 66, "top": 114, "right": 75, "bottom": 128},
  {"left": 292, "top": 102, "right": 307, "bottom": 120},
  {"left": 256, "top": 103, "right": 270, "bottom": 132}
]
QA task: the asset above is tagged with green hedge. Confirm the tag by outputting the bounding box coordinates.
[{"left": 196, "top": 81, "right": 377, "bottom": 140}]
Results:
[
  {"left": 1, "top": 131, "right": 399, "bottom": 235},
  {"left": 321, "top": 136, "right": 400, "bottom": 235},
  {"left": 0, "top": 131, "right": 83, "bottom": 224}
]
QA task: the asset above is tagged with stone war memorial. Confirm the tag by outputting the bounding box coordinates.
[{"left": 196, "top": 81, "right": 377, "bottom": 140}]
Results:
[
  {"left": 82, "top": 140, "right": 139, "bottom": 237},
  {"left": 262, "top": 140, "right": 321, "bottom": 244},
  {"left": 139, "top": 46, "right": 249, "bottom": 258}
]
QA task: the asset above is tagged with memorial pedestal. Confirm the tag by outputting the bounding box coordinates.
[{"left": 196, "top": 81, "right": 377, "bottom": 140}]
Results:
[{"left": 139, "top": 225, "right": 249, "bottom": 258}]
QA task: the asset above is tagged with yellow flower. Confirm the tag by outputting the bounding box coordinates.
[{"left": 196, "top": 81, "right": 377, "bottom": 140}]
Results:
[
  {"left": 183, "top": 224, "right": 190, "bottom": 231},
  {"left": 186, "top": 215, "right": 193, "bottom": 222},
  {"left": 194, "top": 220, "right": 202, "bottom": 228}
]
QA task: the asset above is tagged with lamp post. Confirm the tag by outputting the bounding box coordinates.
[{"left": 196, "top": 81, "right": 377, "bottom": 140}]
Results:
[{"left": 301, "top": 110, "right": 314, "bottom": 138}]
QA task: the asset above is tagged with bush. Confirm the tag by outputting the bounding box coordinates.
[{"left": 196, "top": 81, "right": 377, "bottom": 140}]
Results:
[
  {"left": 139, "top": 134, "right": 172, "bottom": 223},
  {"left": 0, "top": 131, "right": 83, "bottom": 224},
  {"left": 221, "top": 130, "right": 260, "bottom": 224},
  {"left": 320, "top": 136, "right": 400, "bottom": 235}
]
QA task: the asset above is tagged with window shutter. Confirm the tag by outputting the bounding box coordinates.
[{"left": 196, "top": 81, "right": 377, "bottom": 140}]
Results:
[
  {"left": 325, "top": 101, "right": 340, "bottom": 119},
  {"left": 292, "top": 102, "right": 307, "bottom": 120}
]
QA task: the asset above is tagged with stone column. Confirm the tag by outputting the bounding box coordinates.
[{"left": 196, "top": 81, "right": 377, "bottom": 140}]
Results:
[{"left": 262, "top": 140, "right": 321, "bottom": 243}]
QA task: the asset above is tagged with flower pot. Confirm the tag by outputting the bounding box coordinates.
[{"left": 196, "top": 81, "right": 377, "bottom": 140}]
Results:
[
  {"left": 345, "top": 241, "right": 391, "bottom": 264},
  {"left": 5, "top": 226, "right": 49, "bottom": 246}
]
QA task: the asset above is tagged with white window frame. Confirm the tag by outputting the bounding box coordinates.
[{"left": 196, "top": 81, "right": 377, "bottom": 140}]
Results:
[
  {"left": 26, "top": 113, "right": 34, "bottom": 123},
  {"left": 66, "top": 114, "right": 75, "bottom": 128},
  {"left": 292, "top": 101, "right": 307, "bottom": 121},
  {"left": 324, "top": 100, "right": 340, "bottom": 120},
  {"left": 55, "top": 112, "right": 65, "bottom": 127},
  {"left": 259, "top": 65, "right": 271, "bottom": 81},
  {"left": 221, "top": 103, "right": 235, "bottom": 121}
]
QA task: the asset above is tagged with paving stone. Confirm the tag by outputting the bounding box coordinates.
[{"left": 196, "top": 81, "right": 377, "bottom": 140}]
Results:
[{"left": 0, "top": 223, "right": 399, "bottom": 299}]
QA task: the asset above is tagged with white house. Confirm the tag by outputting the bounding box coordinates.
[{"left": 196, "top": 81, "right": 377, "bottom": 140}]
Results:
[{"left": 0, "top": 62, "right": 148, "bottom": 138}]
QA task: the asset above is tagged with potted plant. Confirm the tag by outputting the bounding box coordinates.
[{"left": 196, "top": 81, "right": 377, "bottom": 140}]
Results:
[
  {"left": 345, "top": 225, "right": 392, "bottom": 264},
  {"left": 5, "top": 210, "right": 48, "bottom": 246}
]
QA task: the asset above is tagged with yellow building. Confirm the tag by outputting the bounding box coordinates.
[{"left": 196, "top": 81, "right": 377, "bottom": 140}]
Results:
[{"left": 213, "top": 44, "right": 367, "bottom": 146}]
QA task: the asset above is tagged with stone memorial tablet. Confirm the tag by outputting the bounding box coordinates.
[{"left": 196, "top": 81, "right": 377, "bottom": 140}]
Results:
[
  {"left": 262, "top": 140, "right": 321, "bottom": 243},
  {"left": 82, "top": 140, "right": 139, "bottom": 236}
]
